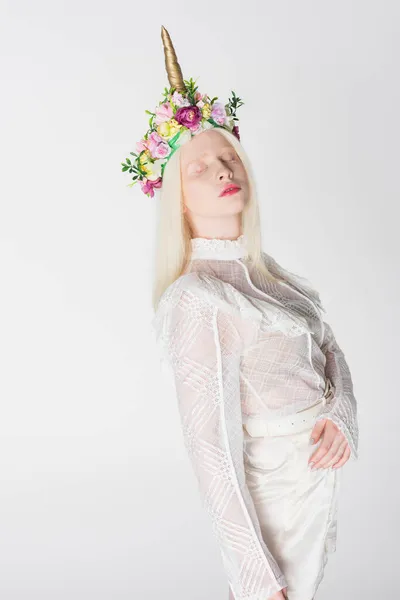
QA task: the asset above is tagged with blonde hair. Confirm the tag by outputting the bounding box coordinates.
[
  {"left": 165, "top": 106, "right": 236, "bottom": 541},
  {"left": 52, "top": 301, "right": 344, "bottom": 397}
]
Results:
[{"left": 152, "top": 128, "right": 277, "bottom": 311}]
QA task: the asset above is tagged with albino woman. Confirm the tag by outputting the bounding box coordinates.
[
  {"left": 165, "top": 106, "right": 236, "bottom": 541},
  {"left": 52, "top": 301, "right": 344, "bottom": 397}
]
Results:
[{"left": 122, "top": 26, "right": 359, "bottom": 600}]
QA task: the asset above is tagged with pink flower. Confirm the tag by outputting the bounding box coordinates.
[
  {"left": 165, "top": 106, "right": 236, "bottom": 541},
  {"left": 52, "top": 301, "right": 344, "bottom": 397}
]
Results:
[
  {"left": 147, "top": 131, "right": 171, "bottom": 159},
  {"left": 136, "top": 139, "right": 147, "bottom": 153},
  {"left": 195, "top": 91, "right": 209, "bottom": 108},
  {"left": 195, "top": 91, "right": 207, "bottom": 102},
  {"left": 171, "top": 91, "right": 190, "bottom": 107},
  {"left": 154, "top": 102, "right": 173, "bottom": 125},
  {"left": 211, "top": 102, "right": 227, "bottom": 125},
  {"left": 140, "top": 177, "right": 163, "bottom": 198},
  {"left": 174, "top": 105, "right": 202, "bottom": 130}
]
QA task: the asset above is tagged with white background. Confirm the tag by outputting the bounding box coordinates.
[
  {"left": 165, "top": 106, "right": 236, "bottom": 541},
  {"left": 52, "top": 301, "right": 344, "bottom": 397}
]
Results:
[{"left": 0, "top": 1, "right": 398, "bottom": 598}]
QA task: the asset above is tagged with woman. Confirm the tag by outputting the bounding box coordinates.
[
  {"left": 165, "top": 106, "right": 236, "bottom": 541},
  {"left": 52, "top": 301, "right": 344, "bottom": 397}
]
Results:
[{"left": 123, "top": 26, "right": 359, "bottom": 600}]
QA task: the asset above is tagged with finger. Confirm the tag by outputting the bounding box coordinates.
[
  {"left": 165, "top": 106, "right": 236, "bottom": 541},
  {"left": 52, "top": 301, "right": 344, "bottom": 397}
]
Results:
[
  {"left": 332, "top": 445, "right": 351, "bottom": 469},
  {"left": 314, "top": 436, "right": 347, "bottom": 469},
  {"left": 308, "top": 439, "right": 332, "bottom": 468},
  {"left": 308, "top": 427, "right": 340, "bottom": 466},
  {"left": 309, "top": 434, "right": 343, "bottom": 469},
  {"left": 324, "top": 440, "right": 348, "bottom": 468},
  {"left": 310, "top": 418, "right": 326, "bottom": 444}
]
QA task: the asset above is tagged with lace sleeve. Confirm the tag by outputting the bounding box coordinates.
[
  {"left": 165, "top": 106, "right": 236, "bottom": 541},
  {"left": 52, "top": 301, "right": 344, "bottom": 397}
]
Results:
[
  {"left": 261, "top": 251, "right": 359, "bottom": 460},
  {"left": 152, "top": 286, "right": 287, "bottom": 600},
  {"left": 315, "top": 320, "right": 359, "bottom": 460}
]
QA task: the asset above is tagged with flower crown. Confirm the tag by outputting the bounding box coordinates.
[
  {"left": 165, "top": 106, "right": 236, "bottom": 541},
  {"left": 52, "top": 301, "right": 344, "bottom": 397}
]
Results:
[{"left": 121, "top": 26, "right": 244, "bottom": 198}]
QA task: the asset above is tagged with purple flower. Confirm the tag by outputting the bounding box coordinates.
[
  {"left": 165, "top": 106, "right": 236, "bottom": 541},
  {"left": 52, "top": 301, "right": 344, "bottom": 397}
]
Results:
[
  {"left": 174, "top": 105, "right": 203, "bottom": 131},
  {"left": 232, "top": 124, "right": 240, "bottom": 141},
  {"left": 211, "top": 102, "right": 227, "bottom": 125}
]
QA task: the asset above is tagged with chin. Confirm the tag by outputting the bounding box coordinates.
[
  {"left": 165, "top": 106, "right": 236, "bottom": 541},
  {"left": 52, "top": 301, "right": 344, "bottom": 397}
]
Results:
[{"left": 220, "top": 190, "right": 246, "bottom": 209}]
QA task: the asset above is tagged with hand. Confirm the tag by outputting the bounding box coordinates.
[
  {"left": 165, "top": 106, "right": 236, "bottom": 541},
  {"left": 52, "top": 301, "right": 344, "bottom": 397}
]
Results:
[
  {"left": 269, "top": 586, "right": 288, "bottom": 599},
  {"left": 309, "top": 418, "right": 350, "bottom": 469}
]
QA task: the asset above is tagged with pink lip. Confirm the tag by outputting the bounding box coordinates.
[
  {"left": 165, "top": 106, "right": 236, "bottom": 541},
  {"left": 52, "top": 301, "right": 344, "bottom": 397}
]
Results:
[{"left": 220, "top": 185, "right": 241, "bottom": 197}]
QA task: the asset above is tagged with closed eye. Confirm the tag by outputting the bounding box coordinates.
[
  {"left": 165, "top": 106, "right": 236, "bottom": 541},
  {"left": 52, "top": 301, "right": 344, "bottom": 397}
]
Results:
[{"left": 187, "top": 153, "right": 237, "bottom": 174}]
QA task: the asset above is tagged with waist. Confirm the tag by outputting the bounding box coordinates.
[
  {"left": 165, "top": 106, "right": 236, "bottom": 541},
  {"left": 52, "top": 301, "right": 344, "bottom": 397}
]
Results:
[{"left": 243, "top": 377, "right": 334, "bottom": 437}]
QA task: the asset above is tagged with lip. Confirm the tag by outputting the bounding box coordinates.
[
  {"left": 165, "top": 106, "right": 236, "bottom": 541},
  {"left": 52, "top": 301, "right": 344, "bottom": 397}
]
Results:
[{"left": 219, "top": 184, "right": 241, "bottom": 197}]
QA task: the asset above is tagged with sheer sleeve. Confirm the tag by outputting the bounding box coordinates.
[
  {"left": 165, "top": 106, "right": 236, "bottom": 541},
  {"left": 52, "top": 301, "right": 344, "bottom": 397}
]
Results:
[
  {"left": 315, "top": 320, "right": 359, "bottom": 460},
  {"left": 261, "top": 251, "right": 359, "bottom": 461},
  {"left": 152, "top": 284, "right": 287, "bottom": 600}
]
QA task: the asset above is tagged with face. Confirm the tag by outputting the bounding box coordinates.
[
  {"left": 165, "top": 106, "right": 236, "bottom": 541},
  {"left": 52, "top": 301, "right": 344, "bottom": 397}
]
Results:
[{"left": 179, "top": 129, "right": 249, "bottom": 218}]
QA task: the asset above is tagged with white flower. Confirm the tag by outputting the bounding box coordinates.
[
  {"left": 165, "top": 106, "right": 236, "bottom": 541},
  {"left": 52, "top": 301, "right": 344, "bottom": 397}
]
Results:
[
  {"left": 146, "top": 158, "right": 163, "bottom": 181},
  {"left": 224, "top": 114, "right": 235, "bottom": 129},
  {"left": 202, "top": 120, "right": 214, "bottom": 131},
  {"left": 174, "top": 128, "right": 192, "bottom": 148}
]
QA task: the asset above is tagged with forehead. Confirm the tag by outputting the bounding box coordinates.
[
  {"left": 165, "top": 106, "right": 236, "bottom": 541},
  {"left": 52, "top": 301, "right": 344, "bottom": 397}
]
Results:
[{"left": 180, "top": 130, "right": 235, "bottom": 164}]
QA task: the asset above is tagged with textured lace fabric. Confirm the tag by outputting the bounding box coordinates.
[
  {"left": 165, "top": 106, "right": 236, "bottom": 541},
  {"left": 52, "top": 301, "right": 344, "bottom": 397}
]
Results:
[{"left": 151, "top": 234, "right": 358, "bottom": 600}]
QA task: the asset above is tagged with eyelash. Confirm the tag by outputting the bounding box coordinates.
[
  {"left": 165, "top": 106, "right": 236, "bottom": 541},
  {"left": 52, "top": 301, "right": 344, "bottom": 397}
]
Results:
[{"left": 191, "top": 155, "right": 236, "bottom": 173}]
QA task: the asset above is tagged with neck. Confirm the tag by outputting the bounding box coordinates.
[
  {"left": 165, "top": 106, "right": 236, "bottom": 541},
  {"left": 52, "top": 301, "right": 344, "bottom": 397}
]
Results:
[{"left": 187, "top": 214, "right": 242, "bottom": 241}]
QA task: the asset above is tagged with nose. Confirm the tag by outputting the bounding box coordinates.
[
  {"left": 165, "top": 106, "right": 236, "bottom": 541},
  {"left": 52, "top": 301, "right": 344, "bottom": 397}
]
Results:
[{"left": 216, "top": 159, "right": 233, "bottom": 181}]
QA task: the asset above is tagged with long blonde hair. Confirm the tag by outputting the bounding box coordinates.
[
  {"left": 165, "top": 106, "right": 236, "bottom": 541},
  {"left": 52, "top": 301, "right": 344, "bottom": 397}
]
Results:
[{"left": 152, "top": 127, "right": 277, "bottom": 311}]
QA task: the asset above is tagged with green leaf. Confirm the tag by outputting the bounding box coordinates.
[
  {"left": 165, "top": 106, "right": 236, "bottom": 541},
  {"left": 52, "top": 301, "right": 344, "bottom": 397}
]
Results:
[{"left": 207, "top": 117, "right": 220, "bottom": 128}]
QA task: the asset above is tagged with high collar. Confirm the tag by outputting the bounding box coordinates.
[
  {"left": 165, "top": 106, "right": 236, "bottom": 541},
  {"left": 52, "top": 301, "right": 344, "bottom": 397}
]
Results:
[{"left": 190, "top": 234, "right": 249, "bottom": 260}]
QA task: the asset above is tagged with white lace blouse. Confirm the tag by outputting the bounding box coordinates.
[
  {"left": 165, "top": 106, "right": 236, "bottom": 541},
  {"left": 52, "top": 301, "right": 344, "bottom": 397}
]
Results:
[{"left": 151, "top": 234, "right": 358, "bottom": 600}]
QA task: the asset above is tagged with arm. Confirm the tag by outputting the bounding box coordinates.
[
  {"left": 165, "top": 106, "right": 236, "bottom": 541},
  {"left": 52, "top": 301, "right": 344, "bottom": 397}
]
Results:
[
  {"left": 261, "top": 251, "right": 359, "bottom": 461},
  {"left": 152, "top": 286, "right": 287, "bottom": 600},
  {"left": 315, "top": 320, "right": 359, "bottom": 460}
]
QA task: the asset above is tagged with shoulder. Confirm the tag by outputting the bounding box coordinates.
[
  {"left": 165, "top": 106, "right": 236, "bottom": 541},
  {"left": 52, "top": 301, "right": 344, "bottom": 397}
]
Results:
[
  {"left": 262, "top": 251, "right": 326, "bottom": 314},
  {"left": 152, "top": 271, "right": 262, "bottom": 331}
]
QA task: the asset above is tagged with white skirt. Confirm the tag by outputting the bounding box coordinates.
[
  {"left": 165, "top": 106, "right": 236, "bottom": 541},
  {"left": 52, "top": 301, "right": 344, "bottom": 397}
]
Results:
[{"left": 243, "top": 388, "right": 342, "bottom": 600}]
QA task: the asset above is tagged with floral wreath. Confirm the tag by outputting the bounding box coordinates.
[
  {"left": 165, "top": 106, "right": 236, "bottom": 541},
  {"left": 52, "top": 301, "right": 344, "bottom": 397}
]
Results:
[{"left": 121, "top": 26, "right": 244, "bottom": 198}]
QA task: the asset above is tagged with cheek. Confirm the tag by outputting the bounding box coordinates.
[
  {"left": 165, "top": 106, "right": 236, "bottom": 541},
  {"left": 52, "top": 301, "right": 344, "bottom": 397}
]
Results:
[
  {"left": 236, "top": 165, "right": 249, "bottom": 192},
  {"left": 236, "top": 163, "right": 248, "bottom": 181},
  {"left": 183, "top": 179, "right": 217, "bottom": 213}
]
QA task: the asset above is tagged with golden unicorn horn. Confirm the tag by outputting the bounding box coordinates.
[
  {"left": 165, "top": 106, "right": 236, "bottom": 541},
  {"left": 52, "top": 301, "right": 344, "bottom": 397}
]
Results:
[{"left": 161, "top": 25, "right": 186, "bottom": 93}]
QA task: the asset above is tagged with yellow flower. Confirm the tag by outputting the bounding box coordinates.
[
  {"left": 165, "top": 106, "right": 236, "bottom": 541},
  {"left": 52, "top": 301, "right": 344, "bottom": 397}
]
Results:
[
  {"left": 169, "top": 118, "right": 181, "bottom": 136},
  {"left": 139, "top": 149, "right": 150, "bottom": 164},
  {"left": 157, "top": 118, "right": 181, "bottom": 139},
  {"left": 157, "top": 122, "right": 170, "bottom": 138},
  {"left": 201, "top": 103, "right": 212, "bottom": 120},
  {"left": 139, "top": 151, "right": 151, "bottom": 175}
]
